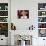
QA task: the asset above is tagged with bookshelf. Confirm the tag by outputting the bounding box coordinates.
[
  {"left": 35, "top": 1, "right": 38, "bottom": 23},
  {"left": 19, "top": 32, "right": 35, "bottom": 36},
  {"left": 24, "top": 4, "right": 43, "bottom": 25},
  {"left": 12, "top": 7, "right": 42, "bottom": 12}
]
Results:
[
  {"left": 0, "top": 3, "right": 8, "bottom": 37},
  {"left": 38, "top": 3, "right": 46, "bottom": 37}
]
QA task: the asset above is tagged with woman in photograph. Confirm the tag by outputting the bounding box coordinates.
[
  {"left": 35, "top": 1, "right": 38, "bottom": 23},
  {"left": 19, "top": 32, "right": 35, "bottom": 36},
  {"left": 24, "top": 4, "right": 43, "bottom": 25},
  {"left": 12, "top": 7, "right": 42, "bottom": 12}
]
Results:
[{"left": 18, "top": 10, "right": 29, "bottom": 19}]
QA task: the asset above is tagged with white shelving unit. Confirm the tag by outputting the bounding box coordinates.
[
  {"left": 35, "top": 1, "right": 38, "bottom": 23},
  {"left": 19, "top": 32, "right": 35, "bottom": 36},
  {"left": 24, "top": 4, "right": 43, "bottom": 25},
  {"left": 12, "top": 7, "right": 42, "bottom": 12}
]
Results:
[
  {"left": 38, "top": 22, "right": 46, "bottom": 23},
  {"left": 0, "top": 3, "right": 8, "bottom": 45},
  {"left": 0, "top": 16, "right": 8, "bottom": 17},
  {"left": 0, "top": 10, "right": 8, "bottom": 11},
  {"left": 38, "top": 16, "right": 46, "bottom": 17},
  {"left": 38, "top": 10, "right": 46, "bottom": 11},
  {"left": 38, "top": 28, "right": 46, "bottom": 29},
  {"left": 0, "top": 3, "right": 8, "bottom": 23},
  {"left": 38, "top": 3, "right": 46, "bottom": 37}
]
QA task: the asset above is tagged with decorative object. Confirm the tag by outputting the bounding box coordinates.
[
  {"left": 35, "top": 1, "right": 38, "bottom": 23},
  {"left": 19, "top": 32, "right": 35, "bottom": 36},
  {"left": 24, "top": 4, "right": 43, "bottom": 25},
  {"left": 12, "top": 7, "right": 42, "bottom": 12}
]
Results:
[
  {"left": 38, "top": 3, "right": 46, "bottom": 10},
  {"left": 0, "top": 11, "right": 8, "bottom": 16},
  {"left": 17, "top": 10, "right": 29, "bottom": 19},
  {"left": 0, "top": 23, "right": 8, "bottom": 37},
  {"left": 0, "top": 17, "right": 8, "bottom": 22},
  {"left": 0, "top": 3, "right": 8, "bottom": 37},
  {"left": 38, "top": 23, "right": 46, "bottom": 28},
  {"left": 0, "top": 3, "right": 8, "bottom": 10},
  {"left": 15, "top": 35, "right": 32, "bottom": 46},
  {"left": 5, "top": 6, "right": 8, "bottom": 10},
  {"left": 42, "top": 12, "right": 45, "bottom": 15},
  {"left": 39, "top": 29, "right": 46, "bottom": 37},
  {"left": 11, "top": 23, "right": 16, "bottom": 30},
  {"left": 38, "top": 11, "right": 46, "bottom": 16},
  {"left": 38, "top": 17, "right": 46, "bottom": 22},
  {"left": 29, "top": 25, "right": 35, "bottom": 30}
]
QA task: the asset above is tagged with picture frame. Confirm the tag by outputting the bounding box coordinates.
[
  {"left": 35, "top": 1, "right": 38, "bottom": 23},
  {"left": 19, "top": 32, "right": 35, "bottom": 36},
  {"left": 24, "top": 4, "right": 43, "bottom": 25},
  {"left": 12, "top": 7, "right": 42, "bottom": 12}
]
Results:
[{"left": 17, "top": 10, "right": 29, "bottom": 19}]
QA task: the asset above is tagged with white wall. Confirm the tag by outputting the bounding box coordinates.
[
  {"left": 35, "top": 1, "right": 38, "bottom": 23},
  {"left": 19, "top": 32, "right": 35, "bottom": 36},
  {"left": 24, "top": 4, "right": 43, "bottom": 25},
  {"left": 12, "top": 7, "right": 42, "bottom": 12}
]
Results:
[
  {"left": 0, "top": 0, "right": 9, "bottom": 45},
  {"left": 11, "top": 0, "right": 38, "bottom": 30},
  {"left": 11, "top": 0, "right": 46, "bottom": 46}
]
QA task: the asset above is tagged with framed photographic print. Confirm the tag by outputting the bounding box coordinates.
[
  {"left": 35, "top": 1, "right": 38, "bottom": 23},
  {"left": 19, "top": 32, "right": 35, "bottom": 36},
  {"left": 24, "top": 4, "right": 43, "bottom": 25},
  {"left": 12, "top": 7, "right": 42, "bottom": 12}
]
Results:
[{"left": 17, "top": 10, "right": 29, "bottom": 19}]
